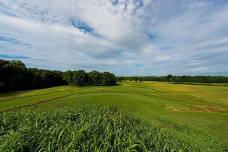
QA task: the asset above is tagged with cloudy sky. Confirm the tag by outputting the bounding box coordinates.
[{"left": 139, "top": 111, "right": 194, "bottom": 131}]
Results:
[{"left": 0, "top": 0, "right": 228, "bottom": 76}]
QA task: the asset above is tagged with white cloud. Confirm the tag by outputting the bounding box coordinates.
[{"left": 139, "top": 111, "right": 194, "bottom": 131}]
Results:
[{"left": 0, "top": 0, "right": 228, "bottom": 75}]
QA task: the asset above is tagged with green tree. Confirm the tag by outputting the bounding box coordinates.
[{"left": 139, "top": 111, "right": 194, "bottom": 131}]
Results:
[
  {"left": 0, "top": 59, "right": 65, "bottom": 92},
  {"left": 11, "top": 60, "right": 26, "bottom": 69},
  {"left": 101, "top": 72, "right": 116, "bottom": 86},
  {"left": 73, "top": 70, "right": 88, "bottom": 86},
  {"left": 167, "top": 74, "right": 173, "bottom": 83},
  {"left": 134, "top": 77, "right": 138, "bottom": 82},
  {"left": 63, "top": 71, "right": 74, "bottom": 84},
  {"left": 88, "top": 71, "right": 102, "bottom": 85}
]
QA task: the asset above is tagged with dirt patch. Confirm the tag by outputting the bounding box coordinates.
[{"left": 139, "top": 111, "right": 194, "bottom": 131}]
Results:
[
  {"left": 166, "top": 106, "right": 187, "bottom": 112},
  {"left": 58, "top": 89, "right": 68, "bottom": 91},
  {"left": 195, "top": 105, "right": 228, "bottom": 113},
  {"left": 166, "top": 105, "right": 228, "bottom": 113}
]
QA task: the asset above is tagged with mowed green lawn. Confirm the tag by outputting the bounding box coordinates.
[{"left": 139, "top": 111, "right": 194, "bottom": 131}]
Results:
[{"left": 0, "top": 81, "right": 228, "bottom": 151}]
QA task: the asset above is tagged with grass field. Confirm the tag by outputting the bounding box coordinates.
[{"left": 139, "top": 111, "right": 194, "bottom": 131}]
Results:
[{"left": 0, "top": 81, "right": 228, "bottom": 151}]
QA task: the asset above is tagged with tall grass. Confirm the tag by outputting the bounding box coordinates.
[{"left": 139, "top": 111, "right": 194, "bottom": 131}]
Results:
[{"left": 0, "top": 106, "right": 191, "bottom": 152}]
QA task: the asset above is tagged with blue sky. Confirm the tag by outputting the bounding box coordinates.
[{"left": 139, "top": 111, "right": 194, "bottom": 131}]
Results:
[{"left": 0, "top": 0, "right": 228, "bottom": 76}]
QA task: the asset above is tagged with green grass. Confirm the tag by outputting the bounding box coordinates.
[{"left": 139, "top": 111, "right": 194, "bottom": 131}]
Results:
[
  {"left": 0, "top": 81, "right": 228, "bottom": 151},
  {"left": 0, "top": 107, "right": 190, "bottom": 152}
]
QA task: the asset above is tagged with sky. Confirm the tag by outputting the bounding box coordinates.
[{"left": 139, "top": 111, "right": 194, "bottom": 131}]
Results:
[{"left": 0, "top": 0, "right": 228, "bottom": 76}]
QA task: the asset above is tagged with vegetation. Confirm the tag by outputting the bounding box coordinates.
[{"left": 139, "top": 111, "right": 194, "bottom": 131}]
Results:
[
  {"left": 119, "top": 75, "right": 228, "bottom": 84},
  {"left": 0, "top": 59, "right": 66, "bottom": 92},
  {"left": 167, "top": 74, "right": 173, "bottom": 83},
  {"left": 1, "top": 59, "right": 228, "bottom": 151},
  {"left": 2, "top": 59, "right": 228, "bottom": 93},
  {"left": 0, "top": 81, "right": 227, "bottom": 151},
  {"left": 64, "top": 70, "right": 116, "bottom": 86},
  {"left": 0, "top": 106, "right": 190, "bottom": 152},
  {"left": 0, "top": 59, "right": 117, "bottom": 92}
]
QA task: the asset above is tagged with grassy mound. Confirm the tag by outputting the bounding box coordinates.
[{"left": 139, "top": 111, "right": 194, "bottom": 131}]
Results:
[{"left": 0, "top": 107, "right": 190, "bottom": 152}]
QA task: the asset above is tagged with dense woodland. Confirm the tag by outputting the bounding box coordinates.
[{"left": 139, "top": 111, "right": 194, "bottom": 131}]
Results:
[
  {"left": 64, "top": 70, "right": 116, "bottom": 86},
  {"left": 118, "top": 75, "right": 228, "bottom": 83},
  {"left": 0, "top": 59, "right": 116, "bottom": 92}
]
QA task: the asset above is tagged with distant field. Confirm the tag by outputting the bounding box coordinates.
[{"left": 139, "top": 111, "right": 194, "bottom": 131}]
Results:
[{"left": 0, "top": 81, "right": 228, "bottom": 151}]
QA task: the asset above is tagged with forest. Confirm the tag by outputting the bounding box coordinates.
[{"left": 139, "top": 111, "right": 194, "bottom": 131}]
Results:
[
  {"left": 119, "top": 75, "right": 228, "bottom": 83},
  {"left": 0, "top": 59, "right": 116, "bottom": 92}
]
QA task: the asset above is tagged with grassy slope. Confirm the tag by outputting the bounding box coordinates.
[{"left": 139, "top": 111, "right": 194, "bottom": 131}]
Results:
[{"left": 0, "top": 81, "right": 228, "bottom": 151}]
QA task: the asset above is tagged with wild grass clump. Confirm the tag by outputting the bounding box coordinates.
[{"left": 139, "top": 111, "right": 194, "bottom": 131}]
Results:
[{"left": 0, "top": 106, "right": 191, "bottom": 152}]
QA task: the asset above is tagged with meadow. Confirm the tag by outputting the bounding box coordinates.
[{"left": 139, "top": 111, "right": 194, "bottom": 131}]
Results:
[{"left": 0, "top": 81, "right": 228, "bottom": 151}]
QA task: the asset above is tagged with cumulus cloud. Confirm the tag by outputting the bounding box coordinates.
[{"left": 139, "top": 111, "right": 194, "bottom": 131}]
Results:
[{"left": 0, "top": 0, "right": 228, "bottom": 75}]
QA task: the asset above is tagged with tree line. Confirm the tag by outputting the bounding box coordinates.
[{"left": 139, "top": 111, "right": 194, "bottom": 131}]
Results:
[
  {"left": 63, "top": 70, "right": 116, "bottom": 86},
  {"left": 0, "top": 59, "right": 116, "bottom": 92},
  {"left": 118, "top": 75, "right": 228, "bottom": 84}
]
